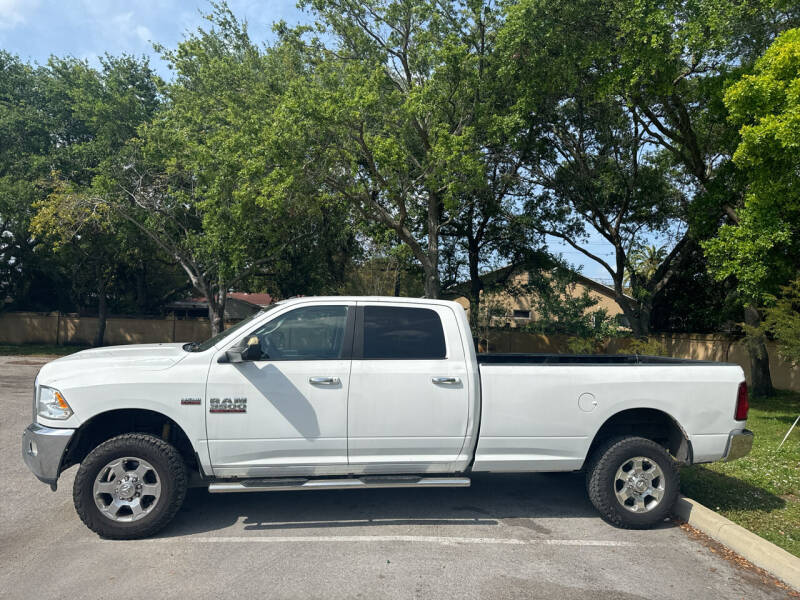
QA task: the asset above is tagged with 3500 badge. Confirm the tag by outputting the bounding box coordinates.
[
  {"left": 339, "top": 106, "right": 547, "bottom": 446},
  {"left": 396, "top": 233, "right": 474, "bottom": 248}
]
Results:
[{"left": 209, "top": 397, "right": 247, "bottom": 413}]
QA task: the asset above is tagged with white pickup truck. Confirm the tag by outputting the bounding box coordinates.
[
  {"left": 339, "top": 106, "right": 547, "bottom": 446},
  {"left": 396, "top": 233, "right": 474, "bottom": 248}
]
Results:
[{"left": 22, "top": 296, "right": 753, "bottom": 538}]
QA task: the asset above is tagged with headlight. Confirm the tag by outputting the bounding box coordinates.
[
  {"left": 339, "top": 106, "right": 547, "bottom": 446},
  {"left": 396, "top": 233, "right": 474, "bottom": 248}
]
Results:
[
  {"left": 33, "top": 373, "right": 39, "bottom": 421},
  {"left": 37, "top": 386, "right": 73, "bottom": 420}
]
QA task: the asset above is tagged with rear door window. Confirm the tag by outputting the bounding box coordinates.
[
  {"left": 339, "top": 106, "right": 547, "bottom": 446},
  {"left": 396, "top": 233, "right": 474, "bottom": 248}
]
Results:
[{"left": 362, "top": 306, "right": 446, "bottom": 359}]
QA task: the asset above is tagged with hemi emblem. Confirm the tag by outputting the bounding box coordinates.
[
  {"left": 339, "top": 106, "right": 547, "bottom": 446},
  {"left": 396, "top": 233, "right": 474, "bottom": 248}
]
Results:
[
  {"left": 210, "top": 397, "right": 247, "bottom": 413},
  {"left": 181, "top": 398, "right": 201, "bottom": 405}
]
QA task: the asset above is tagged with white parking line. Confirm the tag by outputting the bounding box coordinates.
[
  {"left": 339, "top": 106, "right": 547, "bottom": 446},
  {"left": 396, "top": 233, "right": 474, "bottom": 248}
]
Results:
[{"left": 123, "top": 535, "right": 639, "bottom": 546}]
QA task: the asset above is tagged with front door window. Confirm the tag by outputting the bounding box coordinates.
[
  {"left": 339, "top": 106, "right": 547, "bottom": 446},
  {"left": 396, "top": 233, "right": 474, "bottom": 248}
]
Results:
[{"left": 246, "top": 305, "right": 349, "bottom": 361}]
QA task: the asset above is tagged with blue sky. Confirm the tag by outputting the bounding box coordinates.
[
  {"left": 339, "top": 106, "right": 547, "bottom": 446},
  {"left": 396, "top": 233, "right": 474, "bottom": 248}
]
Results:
[
  {"left": 1, "top": 0, "right": 629, "bottom": 283},
  {"left": 0, "top": 0, "right": 309, "bottom": 78}
]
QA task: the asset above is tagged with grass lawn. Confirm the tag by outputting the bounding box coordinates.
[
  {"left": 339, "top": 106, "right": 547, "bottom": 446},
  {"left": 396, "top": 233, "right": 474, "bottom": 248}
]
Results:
[
  {"left": 681, "top": 391, "right": 800, "bottom": 558},
  {"left": 0, "top": 344, "right": 89, "bottom": 356}
]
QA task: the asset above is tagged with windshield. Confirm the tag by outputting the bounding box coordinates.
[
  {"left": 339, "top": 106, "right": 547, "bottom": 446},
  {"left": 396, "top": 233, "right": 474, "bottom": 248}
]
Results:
[{"left": 183, "top": 305, "right": 279, "bottom": 352}]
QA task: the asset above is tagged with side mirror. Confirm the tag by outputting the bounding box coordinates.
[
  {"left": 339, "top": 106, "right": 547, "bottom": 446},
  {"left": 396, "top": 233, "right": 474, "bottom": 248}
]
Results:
[
  {"left": 218, "top": 337, "right": 264, "bottom": 363},
  {"left": 221, "top": 348, "right": 244, "bottom": 363}
]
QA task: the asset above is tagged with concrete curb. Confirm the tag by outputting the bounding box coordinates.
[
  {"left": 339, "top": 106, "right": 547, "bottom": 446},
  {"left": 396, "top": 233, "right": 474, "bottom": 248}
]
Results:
[{"left": 674, "top": 495, "right": 800, "bottom": 591}]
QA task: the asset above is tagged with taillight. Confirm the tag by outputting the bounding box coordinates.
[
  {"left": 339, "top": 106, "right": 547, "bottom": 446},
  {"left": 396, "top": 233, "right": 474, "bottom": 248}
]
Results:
[{"left": 735, "top": 382, "right": 749, "bottom": 421}]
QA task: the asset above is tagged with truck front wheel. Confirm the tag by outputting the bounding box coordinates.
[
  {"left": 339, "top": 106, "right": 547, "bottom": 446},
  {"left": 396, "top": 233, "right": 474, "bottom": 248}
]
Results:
[
  {"left": 586, "top": 436, "right": 679, "bottom": 529},
  {"left": 73, "top": 433, "right": 187, "bottom": 539}
]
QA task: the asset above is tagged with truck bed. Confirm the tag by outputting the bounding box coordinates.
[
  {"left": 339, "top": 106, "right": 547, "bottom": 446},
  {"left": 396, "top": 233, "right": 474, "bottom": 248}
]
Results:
[
  {"left": 477, "top": 353, "right": 731, "bottom": 365},
  {"left": 472, "top": 353, "right": 745, "bottom": 472}
]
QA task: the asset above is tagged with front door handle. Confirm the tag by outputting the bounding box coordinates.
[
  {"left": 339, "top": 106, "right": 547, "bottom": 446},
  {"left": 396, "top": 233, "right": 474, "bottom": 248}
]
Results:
[
  {"left": 309, "top": 376, "right": 340, "bottom": 386},
  {"left": 431, "top": 376, "right": 460, "bottom": 385}
]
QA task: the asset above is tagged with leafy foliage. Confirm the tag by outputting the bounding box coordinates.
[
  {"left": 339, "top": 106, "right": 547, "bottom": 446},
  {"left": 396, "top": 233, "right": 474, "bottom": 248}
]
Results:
[
  {"left": 619, "top": 337, "right": 668, "bottom": 356},
  {"left": 763, "top": 277, "right": 800, "bottom": 365},
  {"left": 522, "top": 269, "right": 622, "bottom": 342},
  {"left": 29, "top": 55, "right": 168, "bottom": 344},
  {"left": 2, "top": 51, "right": 184, "bottom": 323},
  {"left": 3, "top": 0, "right": 800, "bottom": 355},
  {"left": 704, "top": 28, "right": 800, "bottom": 303},
  {"left": 84, "top": 5, "right": 354, "bottom": 333},
  {"left": 0, "top": 52, "right": 61, "bottom": 309},
  {"left": 269, "top": 0, "right": 534, "bottom": 299}
]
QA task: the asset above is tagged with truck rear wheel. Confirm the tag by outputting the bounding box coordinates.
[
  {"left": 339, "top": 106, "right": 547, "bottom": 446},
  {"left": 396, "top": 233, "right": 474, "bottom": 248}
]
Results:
[
  {"left": 586, "top": 436, "right": 679, "bottom": 529},
  {"left": 73, "top": 433, "right": 187, "bottom": 539}
]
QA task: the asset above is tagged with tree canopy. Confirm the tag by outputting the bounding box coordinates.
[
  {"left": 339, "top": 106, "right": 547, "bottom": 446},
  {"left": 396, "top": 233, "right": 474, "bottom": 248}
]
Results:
[
  {"left": 705, "top": 27, "right": 800, "bottom": 301},
  {"left": 0, "top": 0, "right": 798, "bottom": 367}
]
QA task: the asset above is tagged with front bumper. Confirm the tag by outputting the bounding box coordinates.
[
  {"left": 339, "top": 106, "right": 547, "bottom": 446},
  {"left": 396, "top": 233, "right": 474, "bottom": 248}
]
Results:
[
  {"left": 21, "top": 423, "right": 75, "bottom": 490},
  {"left": 723, "top": 429, "right": 754, "bottom": 462}
]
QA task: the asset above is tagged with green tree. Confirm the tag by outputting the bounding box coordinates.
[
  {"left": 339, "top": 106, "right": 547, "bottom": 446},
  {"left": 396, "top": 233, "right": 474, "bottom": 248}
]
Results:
[
  {"left": 501, "top": 0, "right": 798, "bottom": 385},
  {"left": 763, "top": 278, "right": 800, "bottom": 365},
  {"left": 31, "top": 55, "right": 163, "bottom": 344},
  {"left": 340, "top": 239, "right": 424, "bottom": 297},
  {"left": 91, "top": 5, "right": 351, "bottom": 335},
  {"left": 706, "top": 28, "right": 800, "bottom": 298},
  {"left": 517, "top": 94, "right": 687, "bottom": 336},
  {"left": 0, "top": 52, "right": 60, "bottom": 309},
  {"left": 433, "top": 1, "right": 546, "bottom": 328},
  {"left": 2, "top": 51, "right": 178, "bottom": 329},
  {"left": 705, "top": 28, "right": 800, "bottom": 378},
  {"left": 273, "top": 0, "right": 527, "bottom": 300},
  {"left": 523, "top": 267, "right": 622, "bottom": 350},
  {"left": 649, "top": 245, "right": 740, "bottom": 333},
  {"left": 625, "top": 245, "right": 668, "bottom": 286}
]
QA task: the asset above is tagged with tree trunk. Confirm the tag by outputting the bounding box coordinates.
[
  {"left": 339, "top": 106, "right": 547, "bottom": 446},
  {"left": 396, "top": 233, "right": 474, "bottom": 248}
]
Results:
[
  {"left": 632, "top": 303, "right": 652, "bottom": 338},
  {"left": 467, "top": 247, "right": 483, "bottom": 332},
  {"left": 135, "top": 261, "right": 147, "bottom": 313},
  {"left": 94, "top": 285, "right": 108, "bottom": 347},
  {"left": 743, "top": 305, "right": 774, "bottom": 396},
  {"left": 423, "top": 267, "right": 440, "bottom": 299},
  {"left": 615, "top": 292, "right": 651, "bottom": 338},
  {"left": 423, "top": 192, "right": 441, "bottom": 299},
  {"left": 207, "top": 290, "right": 227, "bottom": 337},
  {"left": 467, "top": 288, "right": 482, "bottom": 333}
]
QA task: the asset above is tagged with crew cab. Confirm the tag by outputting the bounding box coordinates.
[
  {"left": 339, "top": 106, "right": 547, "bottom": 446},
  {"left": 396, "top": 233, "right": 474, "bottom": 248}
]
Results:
[{"left": 22, "top": 297, "right": 753, "bottom": 538}]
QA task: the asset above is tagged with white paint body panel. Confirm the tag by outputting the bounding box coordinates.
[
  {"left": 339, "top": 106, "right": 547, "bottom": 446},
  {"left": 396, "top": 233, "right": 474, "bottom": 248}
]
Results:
[
  {"left": 206, "top": 299, "right": 355, "bottom": 477},
  {"left": 35, "top": 343, "right": 215, "bottom": 475},
  {"left": 206, "top": 358, "right": 352, "bottom": 476},
  {"left": 347, "top": 301, "right": 471, "bottom": 469},
  {"left": 472, "top": 362, "right": 745, "bottom": 472},
  {"left": 32, "top": 296, "right": 745, "bottom": 481}
]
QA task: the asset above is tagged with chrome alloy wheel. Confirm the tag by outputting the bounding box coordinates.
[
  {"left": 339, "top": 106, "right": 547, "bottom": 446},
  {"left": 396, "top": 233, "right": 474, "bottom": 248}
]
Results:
[
  {"left": 93, "top": 457, "right": 161, "bottom": 522},
  {"left": 613, "top": 456, "right": 665, "bottom": 513}
]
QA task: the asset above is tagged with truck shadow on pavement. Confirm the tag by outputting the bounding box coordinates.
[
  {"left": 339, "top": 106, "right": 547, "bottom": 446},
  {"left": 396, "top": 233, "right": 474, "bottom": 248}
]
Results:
[{"left": 157, "top": 471, "right": 677, "bottom": 538}]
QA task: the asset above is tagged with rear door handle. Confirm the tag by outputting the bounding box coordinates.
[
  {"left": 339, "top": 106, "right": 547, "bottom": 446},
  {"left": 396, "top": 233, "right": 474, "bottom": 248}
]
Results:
[
  {"left": 431, "top": 376, "right": 460, "bottom": 385},
  {"left": 309, "top": 376, "right": 340, "bottom": 386}
]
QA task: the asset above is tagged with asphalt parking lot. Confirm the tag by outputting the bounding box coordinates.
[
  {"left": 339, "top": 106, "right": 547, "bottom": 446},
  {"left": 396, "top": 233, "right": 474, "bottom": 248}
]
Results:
[{"left": 0, "top": 356, "right": 792, "bottom": 599}]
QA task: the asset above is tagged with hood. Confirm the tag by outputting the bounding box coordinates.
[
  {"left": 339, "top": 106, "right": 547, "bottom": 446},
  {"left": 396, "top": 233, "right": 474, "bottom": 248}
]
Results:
[{"left": 37, "top": 343, "right": 189, "bottom": 386}]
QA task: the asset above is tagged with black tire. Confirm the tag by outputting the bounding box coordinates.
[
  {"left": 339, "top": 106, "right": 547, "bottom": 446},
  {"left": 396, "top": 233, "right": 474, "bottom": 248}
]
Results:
[
  {"left": 73, "top": 433, "right": 187, "bottom": 539},
  {"left": 586, "top": 436, "right": 679, "bottom": 529}
]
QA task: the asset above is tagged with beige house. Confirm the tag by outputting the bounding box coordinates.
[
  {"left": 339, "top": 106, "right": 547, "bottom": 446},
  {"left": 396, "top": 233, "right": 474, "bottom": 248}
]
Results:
[{"left": 448, "top": 267, "right": 626, "bottom": 328}]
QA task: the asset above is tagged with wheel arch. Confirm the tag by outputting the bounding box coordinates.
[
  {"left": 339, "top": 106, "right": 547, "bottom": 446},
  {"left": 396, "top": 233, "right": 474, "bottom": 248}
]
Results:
[
  {"left": 584, "top": 407, "right": 692, "bottom": 468},
  {"left": 62, "top": 408, "right": 200, "bottom": 475}
]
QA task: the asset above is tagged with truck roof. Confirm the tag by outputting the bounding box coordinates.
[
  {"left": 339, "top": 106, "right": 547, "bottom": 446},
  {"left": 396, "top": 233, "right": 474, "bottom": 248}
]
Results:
[{"left": 276, "top": 296, "right": 461, "bottom": 308}]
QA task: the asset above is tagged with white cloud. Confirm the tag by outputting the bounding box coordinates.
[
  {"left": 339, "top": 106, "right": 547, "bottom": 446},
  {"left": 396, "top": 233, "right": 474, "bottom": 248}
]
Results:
[
  {"left": 109, "top": 10, "right": 134, "bottom": 31},
  {"left": 135, "top": 24, "right": 152, "bottom": 44},
  {"left": 0, "top": 0, "right": 39, "bottom": 29}
]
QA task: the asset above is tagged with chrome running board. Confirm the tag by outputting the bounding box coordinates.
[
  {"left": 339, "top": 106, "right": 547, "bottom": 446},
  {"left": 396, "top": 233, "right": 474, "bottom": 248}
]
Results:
[{"left": 208, "top": 475, "right": 471, "bottom": 494}]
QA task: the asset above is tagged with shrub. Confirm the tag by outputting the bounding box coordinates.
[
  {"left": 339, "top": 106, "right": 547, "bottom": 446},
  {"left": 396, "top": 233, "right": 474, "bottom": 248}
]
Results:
[{"left": 621, "top": 337, "right": 668, "bottom": 356}]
